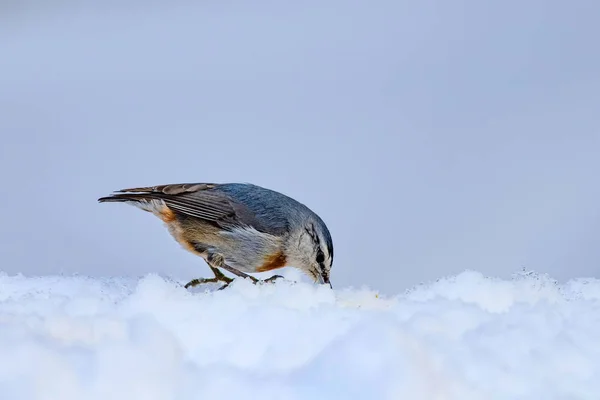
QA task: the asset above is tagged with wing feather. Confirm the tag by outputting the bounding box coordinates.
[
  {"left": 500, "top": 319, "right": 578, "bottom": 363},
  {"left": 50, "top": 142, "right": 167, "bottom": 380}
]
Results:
[{"left": 98, "top": 183, "right": 255, "bottom": 229}]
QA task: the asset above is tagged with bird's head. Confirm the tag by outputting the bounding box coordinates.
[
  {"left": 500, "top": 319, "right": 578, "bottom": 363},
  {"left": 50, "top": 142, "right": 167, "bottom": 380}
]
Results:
[{"left": 286, "top": 218, "right": 334, "bottom": 288}]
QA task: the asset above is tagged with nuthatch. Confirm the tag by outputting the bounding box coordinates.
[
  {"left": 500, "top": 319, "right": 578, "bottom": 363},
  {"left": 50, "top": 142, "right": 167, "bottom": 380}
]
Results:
[{"left": 98, "top": 182, "right": 334, "bottom": 290}]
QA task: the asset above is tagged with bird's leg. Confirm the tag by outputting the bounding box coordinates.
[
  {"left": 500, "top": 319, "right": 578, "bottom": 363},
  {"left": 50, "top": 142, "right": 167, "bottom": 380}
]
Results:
[
  {"left": 208, "top": 252, "right": 260, "bottom": 290},
  {"left": 185, "top": 252, "right": 284, "bottom": 290},
  {"left": 217, "top": 263, "right": 285, "bottom": 286},
  {"left": 210, "top": 266, "right": 233, "bottom": 284},
  {"left": 214, "top": 267, "right": 284, "bottom": 290},
  {"left": 217, "top": 263, "right": 259, "bottom": 283},
  {"left": 183, "top": 254, "right": 234, "bottom": 289}
]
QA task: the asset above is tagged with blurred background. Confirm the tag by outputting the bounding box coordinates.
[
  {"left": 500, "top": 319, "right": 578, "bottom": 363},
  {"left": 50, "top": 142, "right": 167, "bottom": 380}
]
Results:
[{"left": 1, "top": 0, "right": 598, "bottom": 294}]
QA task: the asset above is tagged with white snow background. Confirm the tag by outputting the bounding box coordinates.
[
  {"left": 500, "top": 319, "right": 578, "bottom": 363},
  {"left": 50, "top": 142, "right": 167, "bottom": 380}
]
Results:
[{"left": 1, "top": 269, "right": 599, "bottom": 400}]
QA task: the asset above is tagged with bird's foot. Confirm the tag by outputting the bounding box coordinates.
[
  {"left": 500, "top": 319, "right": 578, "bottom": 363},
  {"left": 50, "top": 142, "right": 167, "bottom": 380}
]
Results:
[
  {"left": 184, "top": 277, "right": 221, "bottom": 289},
  {"left": 261, "top": 274, "right": 285, "bottom": 284},
  {"left": 209, "top": 258, "right": 285, "bottom": 286},
  {"left": 211, "top": 267, "right": 234, "bottom": 284},
  {"left": 184, "top": 269, "right": 233, "bottom": 290},
  {"left": 187, "top": 260, "right": 286, "bottom": 291}
]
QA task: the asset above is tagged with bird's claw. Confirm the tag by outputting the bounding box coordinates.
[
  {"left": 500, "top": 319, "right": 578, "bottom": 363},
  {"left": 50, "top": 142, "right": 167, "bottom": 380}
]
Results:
[
  {"left": 184, "top": 272, "right": 233, "bottom": 290},
  {"left": 184, "top": 277, "right": 220, "bottom": 289},
  {"left": 262, "top": 274, "right": 285, "bottom": 283}
]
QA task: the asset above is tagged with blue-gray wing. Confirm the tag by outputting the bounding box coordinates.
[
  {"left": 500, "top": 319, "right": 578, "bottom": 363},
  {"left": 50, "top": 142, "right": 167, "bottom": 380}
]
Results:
[{"left": 98, "top": 182, "right": 289, "bottom": 236}]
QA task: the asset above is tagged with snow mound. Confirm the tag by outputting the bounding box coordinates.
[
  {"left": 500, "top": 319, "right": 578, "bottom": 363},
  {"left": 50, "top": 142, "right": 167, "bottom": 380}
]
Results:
[{"left": 1, "top": 270, "right": 599, "bottom": 400}]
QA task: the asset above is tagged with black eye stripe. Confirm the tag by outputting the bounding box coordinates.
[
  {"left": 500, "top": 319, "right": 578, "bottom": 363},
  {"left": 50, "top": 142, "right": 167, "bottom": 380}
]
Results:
[
  {"left": 306, "top": 223, "right": 330, "bottom": 266},
  {"left": 306, "top": 224, "right": 322, "bottom": 242},
  {"left": 316, "top": 250, "right": 325, "bottom": 264}
]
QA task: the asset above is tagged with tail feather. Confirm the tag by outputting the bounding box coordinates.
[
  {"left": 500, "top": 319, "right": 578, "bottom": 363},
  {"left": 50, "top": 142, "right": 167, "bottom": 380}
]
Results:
[
  {"left": 98, "top": 192, "right": 169, "bottom": 215},
  {"left": 98, "top": 183, "right": 233, "bottom": 224},
  {"left": 98, "top": 193, "right": 156, "bottom": 203}
]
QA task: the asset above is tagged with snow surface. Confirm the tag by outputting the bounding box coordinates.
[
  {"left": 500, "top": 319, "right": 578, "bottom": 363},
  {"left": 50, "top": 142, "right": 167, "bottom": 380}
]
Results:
[{"left": 1, "top": 269, "right": 599, "bottom": 400}]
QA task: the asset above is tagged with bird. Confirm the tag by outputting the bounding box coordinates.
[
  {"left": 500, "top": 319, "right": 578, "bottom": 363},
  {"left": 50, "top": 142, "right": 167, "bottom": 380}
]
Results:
[{"left": 98, "top": 182, "right": 334, "bottom": 290}]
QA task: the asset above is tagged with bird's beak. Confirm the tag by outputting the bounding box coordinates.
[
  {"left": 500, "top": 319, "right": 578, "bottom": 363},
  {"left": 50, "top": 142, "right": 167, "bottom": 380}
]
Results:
[{"left": 318, "top": 272, "right": 332, "bottom": 289}]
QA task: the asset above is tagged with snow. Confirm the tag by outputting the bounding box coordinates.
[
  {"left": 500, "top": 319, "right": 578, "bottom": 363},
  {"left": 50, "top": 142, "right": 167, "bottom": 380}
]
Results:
[{"left": 1, "top": 270, "right": 599, "bottom": 400}]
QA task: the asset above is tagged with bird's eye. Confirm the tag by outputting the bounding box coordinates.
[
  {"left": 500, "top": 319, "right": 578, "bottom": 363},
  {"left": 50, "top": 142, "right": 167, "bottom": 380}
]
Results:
[{"left": 316, "top": 250, "right": 325, "bottom": 264}]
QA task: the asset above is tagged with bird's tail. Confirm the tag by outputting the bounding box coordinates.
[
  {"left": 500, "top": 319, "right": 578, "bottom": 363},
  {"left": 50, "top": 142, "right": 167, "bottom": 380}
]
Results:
[
  {"left": 98, "top": 192, "right": 154, "bottom": 204},
  {"left": 98, "top": 192, "right": 170, "bottom": 217}
]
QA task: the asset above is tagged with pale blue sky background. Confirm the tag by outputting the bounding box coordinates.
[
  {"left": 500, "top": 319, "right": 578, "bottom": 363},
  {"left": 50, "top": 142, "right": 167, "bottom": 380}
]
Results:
[{"left": 1, "top": 1, "right": 598, "bottom": 294}]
